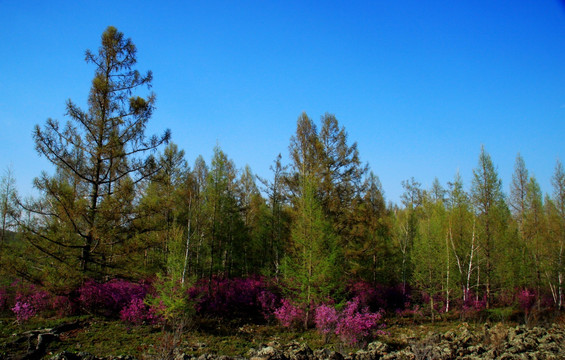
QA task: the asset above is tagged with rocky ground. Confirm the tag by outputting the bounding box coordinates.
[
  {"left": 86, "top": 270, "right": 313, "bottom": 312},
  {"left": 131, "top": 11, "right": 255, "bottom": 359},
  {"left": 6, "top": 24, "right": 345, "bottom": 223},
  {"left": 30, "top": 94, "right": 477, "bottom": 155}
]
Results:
[{"left": 34, "top": 322, "right": 564, "bottom": 360}]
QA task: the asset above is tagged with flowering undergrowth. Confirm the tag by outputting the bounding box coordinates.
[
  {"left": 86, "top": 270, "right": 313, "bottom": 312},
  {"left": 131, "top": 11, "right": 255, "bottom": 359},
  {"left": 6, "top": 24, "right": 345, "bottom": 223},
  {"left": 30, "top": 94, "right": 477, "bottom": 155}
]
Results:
[{"left": 188, "top": 276, "right": 279, "bottom": 321}]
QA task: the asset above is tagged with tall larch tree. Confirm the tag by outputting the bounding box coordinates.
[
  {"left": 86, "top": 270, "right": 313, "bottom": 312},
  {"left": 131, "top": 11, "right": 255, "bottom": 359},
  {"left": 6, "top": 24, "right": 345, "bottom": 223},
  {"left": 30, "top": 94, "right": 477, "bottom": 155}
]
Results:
[
  {"left": 282, "top": 175, "right": 340, "bottom": 329},
  {"left": 258, "top": 154, "right": 289, "bottom": 278},
  {"left": 190, "top": 156, "right": 209, "bottom": 279},
  {"left": 283, "top": 114, "right": 342, "bottom": 328},
  {"left": 413, "top": 188, "right": 448, "bottom": 321},
  {"left": 136, "top": 142, "right": 190, "bottom": 277},
  {"left": 318, "top": 113, "right": 367, "bottom": 239},
  {"left": 349, "top": 172, "right": 394, "bottom": 284},
  {"left": 396, "top": 177, "right": 423, "bottom": 295},
  {"left": 509, "top": 153, "right": 529, "bottom": 233},
  {"left": 522, "top": 175, "right": 547, "bottom": 307},
  {"left": 19, "top": 26, "right": 170, "bottom": 285},
  {"left": 470, "top": 146, "right": 505, "bottom": 308}
]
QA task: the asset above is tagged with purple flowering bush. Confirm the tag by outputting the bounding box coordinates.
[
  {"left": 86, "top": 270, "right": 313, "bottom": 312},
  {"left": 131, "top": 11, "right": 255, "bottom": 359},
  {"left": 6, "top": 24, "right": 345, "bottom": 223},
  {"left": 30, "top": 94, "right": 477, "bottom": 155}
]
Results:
[
  {"left": 311, "top": 297, "right": 386, "bottom": 345},
  {"left": 517, "top": 288, "right": 536, "bottom": 312},
  {"left": 12, "top": 301, "right": 35, "bottom": 323},
  {"left": 274, "top": 299, "right": 305, "bottom": 328},
  {"left": 257, "top": 289, "right": 279, "bottom": 320},
  {"left": 188, "top": 276, "right": 278, "bottom": 320},
  {"left": 120, "top": 297, "right": 161, "bottom": 325},
  {"left": 347, "top": 281, "right": 406, "bottom": 312},
  {"left": 314, "top": 304, "right": 339, "bottom": 334},
  {"left": 78, "top": 279, "right": 151, "bottom": 317},
  {"left": 395, "top": 302, "right": 423, "bottom": 319},
  {"left": 461, "top": 291, "right": 487, "bottom": 318},
  {"left": 10, "top": 285, "right": 52, "bottom": 322},
  {"left": 335, "top": 297, "right": 385, "bottom": 345}
]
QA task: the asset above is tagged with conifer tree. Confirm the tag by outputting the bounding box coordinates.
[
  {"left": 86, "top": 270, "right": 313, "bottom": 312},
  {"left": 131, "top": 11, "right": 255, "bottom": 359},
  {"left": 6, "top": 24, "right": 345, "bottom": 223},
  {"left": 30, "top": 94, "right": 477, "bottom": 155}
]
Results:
[
  {"left": 136, "top": 142, "right": 189, "bottom": 276},
  {"left": 282, "top": 175, "right": 340, "bottom": 329},
  {"left": 318, "top": 113, "right": 367, "bottom": 237},
  {"left": 258, "top": 154, "right": 289, "bottom": 277},
  {"left": 348, "top": 172, "right": 394, "bottom": 284},
  {"left": 509, "top": 153, "right": 529, "bottom": 232},
  {"left": 522, "top": 175, "right": 547, "bottom": 307},
  {"left": 0, "top": 166, "right": 17, "bottom": 264},
  {"left": 470, "top": 146, "right": 505, "bottom": 308},
  {"left": 413, "top": 190, "right": 447, "bottom": 321},
  {"left": 19, "top": 26, "right": 170, "bottom": 284}
]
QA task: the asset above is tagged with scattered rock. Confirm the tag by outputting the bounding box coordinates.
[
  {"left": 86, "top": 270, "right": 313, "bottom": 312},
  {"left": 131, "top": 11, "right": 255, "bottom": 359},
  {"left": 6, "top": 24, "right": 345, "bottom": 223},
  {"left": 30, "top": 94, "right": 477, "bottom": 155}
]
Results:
[{"left": 9, "top": 323, "right": 565, "bottom": 360}]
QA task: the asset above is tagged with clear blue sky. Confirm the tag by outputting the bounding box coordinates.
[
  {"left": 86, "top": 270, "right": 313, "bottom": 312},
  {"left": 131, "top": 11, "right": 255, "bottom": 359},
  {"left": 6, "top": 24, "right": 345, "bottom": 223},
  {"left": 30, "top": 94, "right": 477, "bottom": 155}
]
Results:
[{"left": 1, "top": 1, "right": 564, "bottom": 204}]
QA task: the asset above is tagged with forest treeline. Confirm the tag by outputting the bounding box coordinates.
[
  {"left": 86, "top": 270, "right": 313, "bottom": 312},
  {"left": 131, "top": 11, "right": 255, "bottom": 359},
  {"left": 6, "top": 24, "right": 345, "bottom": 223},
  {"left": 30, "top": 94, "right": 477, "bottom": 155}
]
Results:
[{"left": 1, "top": 27, "right": 565, "bottom": 325}]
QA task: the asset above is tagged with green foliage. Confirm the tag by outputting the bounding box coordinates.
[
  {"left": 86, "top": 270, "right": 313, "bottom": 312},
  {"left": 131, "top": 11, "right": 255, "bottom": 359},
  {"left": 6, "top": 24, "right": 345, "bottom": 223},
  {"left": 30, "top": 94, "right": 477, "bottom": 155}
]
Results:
[
  {"left": 412, "top": 191, "right": 448, "bottom": 319},
  {"left": 147, "top": 274, "right": 194, "bottom": 323},
  {"left": 348, "top": 172, "right": 396, "bottom": 284},
  {"left": 470, "top": 146, "right": 506, "bottom": 307},
  {"left": 281, "top": 176, "right": 343, "bottom": 327}
]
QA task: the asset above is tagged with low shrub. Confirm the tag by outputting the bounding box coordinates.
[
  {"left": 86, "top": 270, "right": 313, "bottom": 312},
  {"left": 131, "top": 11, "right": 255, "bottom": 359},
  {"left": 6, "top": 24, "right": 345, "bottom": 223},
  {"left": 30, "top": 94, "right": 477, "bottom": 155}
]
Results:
[
  {"left": 188, "top": 276, "right": 278, "bottom": 321},
  {"left": 311, "top": 297, "right": 386, "bottom": 345},
  {"left": 274, "top": 298, "right": 305, "bottom": 328},
  {"left": 120, "top": 298, "right": 161, "bottom": 325},
  {"left": 335, "top": 297, "right": 386, "bottom": 345},
  {"left": 314, "top": 303, "right": 339, "bottom": 335},
  {"left": 9, "top": 283, "right": 52, "bottom": 322},
  {"left": 12, "top": 301, "right": 35, "bottom": 323},
  {"left": 78, "top": 279, "right": 151, "bottom": 317},
  {"left": 347, "top": 281, "right": 407, "bottom": 312}
]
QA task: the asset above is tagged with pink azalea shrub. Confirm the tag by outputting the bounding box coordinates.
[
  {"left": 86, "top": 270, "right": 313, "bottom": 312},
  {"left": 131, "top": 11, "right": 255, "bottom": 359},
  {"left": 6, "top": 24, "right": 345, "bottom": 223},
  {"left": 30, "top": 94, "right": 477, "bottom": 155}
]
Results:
[
  {"left": 26, "top": 289, "right": 51, "bottom": 311},
  {"left": 314, "top": 304, "right": 339, "bottom": 334},
  {"left": 347, "top": 281, "right": 378, "bottom": 309},
  {"left": 461, "top": 291, "right": 487, "bottom": 317},
  {"left": 312, "top": 297, "right": 386, "bottom": 344},
  {"left": 517, "top": 288, "right": 536, "bottom": 312},
  {"left": 11, "top": 286, "right": 52, "bottom": 322},
  {"left": 335, "top": 297, "right": 385, "bottom": 345},
  {"left": 347, "top": 281, "right": 406, "bottom": 312},
  {"left": 188, "top": 276, "right": 278, "bottom": 320},
  {"left": 274, "top": 298, "right": 305, "bottom": 328},
  {"left": 12, "top": 301, "right": 35, "bottom": 323},
  {"left": 120, "top": 298, "right": 161, "bottom": 325},
  {"left": 78, "top": 279, "right": 151, "bottom": 317},
  {"left": 257, "top": 289, "right": 279, "bottom": 320},
  {"left": 395, "top": 302, "right": 423, "bottom": 318}
]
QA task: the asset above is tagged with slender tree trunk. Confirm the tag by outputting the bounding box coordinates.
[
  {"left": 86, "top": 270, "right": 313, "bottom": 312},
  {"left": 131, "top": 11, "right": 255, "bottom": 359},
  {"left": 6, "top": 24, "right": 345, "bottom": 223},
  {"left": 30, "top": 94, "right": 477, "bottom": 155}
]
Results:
[
  {"left": 449, "top": 223, "right": 466, "bottom": 302},
  {"left": 445, "top": 230, "right": 450, "bottom": 313},
  {"left": 430, "top": 294, "right": 435, "bottom": 323},
  {"left": 559, "top": 240, "right": 563, "bottom": 310},
  {"left": 485, "top": 219, "right": 491, "bottom": 309},
  {"left": 466, "top": 219, "right": 476, "bottom": 302},
  {"left": 0, "top": 204, "right": 7, "bottom": 263},
  {"left": 181, "top": 201, "right": 192, "bottom": 286}
]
